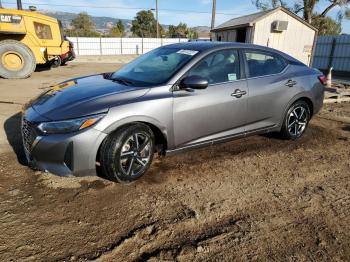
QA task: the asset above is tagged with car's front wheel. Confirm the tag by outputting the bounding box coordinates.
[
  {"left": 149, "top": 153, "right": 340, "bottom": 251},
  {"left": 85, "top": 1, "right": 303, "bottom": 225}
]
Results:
[
  {"left": 100, "top": 124, "right": 155, "bottom": 183},
  {"left": 281, "top": 100, "right": 311, "bottom": 140}
]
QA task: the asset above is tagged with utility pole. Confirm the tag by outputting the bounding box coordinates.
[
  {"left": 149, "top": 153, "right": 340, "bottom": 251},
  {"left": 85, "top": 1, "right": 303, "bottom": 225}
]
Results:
[
  {"left": 17, "top": 0, "right": 22, "bottom": 10},
  {"left": 156, "top": 0, "right": 159, "bottom": 38},
  {"left": 211, "top": 0, "right": 216, "bottom": 30},
  {"left": 0, "top": 0, "right": 3, "bottom": 8}
]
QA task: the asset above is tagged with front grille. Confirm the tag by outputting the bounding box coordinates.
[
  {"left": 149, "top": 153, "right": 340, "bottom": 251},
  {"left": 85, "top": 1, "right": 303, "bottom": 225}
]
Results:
[{"left": 22, "top": 118, "right": 37, "bottom": 152}]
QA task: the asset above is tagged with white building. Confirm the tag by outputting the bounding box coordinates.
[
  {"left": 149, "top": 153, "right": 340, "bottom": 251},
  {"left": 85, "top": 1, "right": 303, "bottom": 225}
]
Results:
[{"left": 211, "top": 7, "right": 317, "bottom": 65}]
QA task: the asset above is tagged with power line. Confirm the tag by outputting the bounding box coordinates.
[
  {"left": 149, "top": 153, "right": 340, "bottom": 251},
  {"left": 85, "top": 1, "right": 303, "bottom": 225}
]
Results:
[{"left": 1, "top": 1, "right": 242, "bottom": 15}]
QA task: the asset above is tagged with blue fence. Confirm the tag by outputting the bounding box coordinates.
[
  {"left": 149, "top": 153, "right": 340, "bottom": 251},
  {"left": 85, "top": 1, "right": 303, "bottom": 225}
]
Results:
[{"left": 312, "top": 35, "right": 350, "bottom": 73}]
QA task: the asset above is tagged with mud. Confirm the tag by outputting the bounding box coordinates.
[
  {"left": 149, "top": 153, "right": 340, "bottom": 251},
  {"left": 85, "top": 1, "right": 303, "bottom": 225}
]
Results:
[{"left": 0, "top": 103, "right": 349, "bottom": 261}]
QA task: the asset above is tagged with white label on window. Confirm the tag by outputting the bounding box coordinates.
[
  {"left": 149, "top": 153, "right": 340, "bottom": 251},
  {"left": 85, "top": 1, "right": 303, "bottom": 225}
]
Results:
[
  {"left": 228, "top": 73, "right": 237, "bottom": 81},
  {"left": 177, "top": 49, "right": 198, "bottom": 56}
]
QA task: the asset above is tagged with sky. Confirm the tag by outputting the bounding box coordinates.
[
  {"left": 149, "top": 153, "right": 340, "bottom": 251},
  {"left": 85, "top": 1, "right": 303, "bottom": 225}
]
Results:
[{"left": 1, "top": 0, "right": 349, "bottom": 33}]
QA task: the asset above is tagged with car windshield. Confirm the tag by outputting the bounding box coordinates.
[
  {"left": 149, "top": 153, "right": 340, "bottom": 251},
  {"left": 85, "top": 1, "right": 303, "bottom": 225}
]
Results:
[{"left": 111, "top": 47, "right": 199, "bottom": 87}]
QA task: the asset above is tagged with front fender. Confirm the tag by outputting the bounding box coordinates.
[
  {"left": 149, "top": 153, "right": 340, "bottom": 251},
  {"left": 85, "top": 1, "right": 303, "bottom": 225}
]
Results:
[
  {"left": 93, "top": 85, "right": 174, "bottom": 148},
  {"left": 101, "top": 115, "right": 169, "bottom": 142}
]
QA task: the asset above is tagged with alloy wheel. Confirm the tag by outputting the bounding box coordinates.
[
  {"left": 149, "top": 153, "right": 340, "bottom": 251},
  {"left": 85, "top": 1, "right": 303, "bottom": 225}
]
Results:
[
  {"left": 119, "top": 132, "right": 152, "bottom": 176},
  {"left": 287, "top": 105, "right": 308, "bottom": 137}
]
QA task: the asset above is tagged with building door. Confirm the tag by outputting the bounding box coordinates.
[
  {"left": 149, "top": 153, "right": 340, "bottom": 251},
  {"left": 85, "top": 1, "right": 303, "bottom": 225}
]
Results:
[{"left": 236, "top": 28, "right": 247, "bottom": 43}]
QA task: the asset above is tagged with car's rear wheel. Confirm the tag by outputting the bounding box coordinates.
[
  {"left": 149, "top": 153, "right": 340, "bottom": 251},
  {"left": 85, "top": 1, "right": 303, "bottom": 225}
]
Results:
[
  {"left": 100, "top": 124, "right": 155, "bottom": 183},
  {"left": 281, "top": 100, "right": 310, "bottom": 140}
]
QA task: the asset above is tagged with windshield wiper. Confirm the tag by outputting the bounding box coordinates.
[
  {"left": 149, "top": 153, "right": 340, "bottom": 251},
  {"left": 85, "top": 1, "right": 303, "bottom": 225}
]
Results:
[{"left": 111, "top": 77, "right": 134, "bottom": 86}]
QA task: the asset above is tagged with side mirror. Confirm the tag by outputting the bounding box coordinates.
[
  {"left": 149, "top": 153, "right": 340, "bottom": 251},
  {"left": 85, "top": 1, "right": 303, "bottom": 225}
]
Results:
[{"left": 180, "top": 75, "right": 208, "bottom": 90}]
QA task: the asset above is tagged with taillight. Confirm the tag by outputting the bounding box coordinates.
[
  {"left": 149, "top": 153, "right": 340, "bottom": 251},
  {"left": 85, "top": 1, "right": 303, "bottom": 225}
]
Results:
[{"left": 318, "top": 75, "right": 327, "bottom": 85}]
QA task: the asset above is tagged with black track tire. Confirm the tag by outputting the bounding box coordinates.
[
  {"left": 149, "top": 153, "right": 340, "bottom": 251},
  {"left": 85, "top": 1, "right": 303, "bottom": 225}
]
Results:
[
  {"left": 280, "top": 100, "right": 310, "bottom": 140},
  {"left": 0, "top": 40, "right": 36, "bottom": 79},
  {"left": 51, "top": 56, "right": 61, "bottom": 68},
  {"left": 100, "top": 124, "right": 155, "bottom": 183}
]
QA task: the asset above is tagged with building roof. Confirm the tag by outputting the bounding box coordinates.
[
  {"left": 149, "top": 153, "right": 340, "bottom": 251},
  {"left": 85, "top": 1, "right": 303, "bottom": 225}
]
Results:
[
  {"left": 213, "top": 9, "right": 271, "bottom": 31},
  {"left": 212, "top": 7, "right": 317, "bottom": 32}
]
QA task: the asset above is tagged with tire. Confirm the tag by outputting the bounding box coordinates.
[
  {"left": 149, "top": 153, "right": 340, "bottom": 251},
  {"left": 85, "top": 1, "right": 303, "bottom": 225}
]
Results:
[
  {"left": 0, "top": 40, "right": 36, "bottom": 79},
  {"left": 280, "top": 100, "right": 311, "bottom": 140},
  {"left": 51, "top": 56, "right": 61, "bottom": 68},
  {"left": 100, "top": 124, "right": 155, "bottom": 183}
]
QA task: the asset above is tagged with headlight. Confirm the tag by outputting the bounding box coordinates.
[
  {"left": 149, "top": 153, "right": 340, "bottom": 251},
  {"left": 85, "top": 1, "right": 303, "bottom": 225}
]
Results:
[{"left": 37, "top": 114, "right": 105, "bottom": 134}]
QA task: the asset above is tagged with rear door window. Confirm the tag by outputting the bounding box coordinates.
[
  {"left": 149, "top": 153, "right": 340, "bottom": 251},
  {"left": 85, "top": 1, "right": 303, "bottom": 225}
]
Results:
[
  {"left": 187, "top": 49, "right": 241, "bottom": 85},
  {"left": 244, "top": 51, "right": 287, "bottom": 78}
]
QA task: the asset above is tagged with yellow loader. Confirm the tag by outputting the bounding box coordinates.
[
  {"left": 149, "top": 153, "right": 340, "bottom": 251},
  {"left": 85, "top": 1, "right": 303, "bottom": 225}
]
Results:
[{"left": 0, "top": 3, "right": 71, "bottom": 79}]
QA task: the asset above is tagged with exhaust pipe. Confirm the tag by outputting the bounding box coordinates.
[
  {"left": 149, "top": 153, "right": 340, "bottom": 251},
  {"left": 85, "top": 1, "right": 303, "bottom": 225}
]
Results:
[{"left": 17, "top": 0, "right": 22, "bottom": 10}]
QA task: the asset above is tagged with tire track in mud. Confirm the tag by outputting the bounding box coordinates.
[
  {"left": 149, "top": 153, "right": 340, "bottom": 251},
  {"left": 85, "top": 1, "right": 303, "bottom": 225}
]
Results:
[
  {"left": 57, "top": 205, "right": 198, "bottom": 261},
  {"left": 93, "top": 214, "right": 249, "bottom": 262},
  {"left": 0, "top": 113, "right": 349, "bottom": 262}
]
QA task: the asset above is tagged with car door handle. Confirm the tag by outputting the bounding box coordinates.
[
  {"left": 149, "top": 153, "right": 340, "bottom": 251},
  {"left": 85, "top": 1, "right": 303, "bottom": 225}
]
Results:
[
  {"left": 231, "top": 89, "right": 247, "bottom": 98},
  {"left": 285, "top": 80, "right": 297, "bottom": 87}
]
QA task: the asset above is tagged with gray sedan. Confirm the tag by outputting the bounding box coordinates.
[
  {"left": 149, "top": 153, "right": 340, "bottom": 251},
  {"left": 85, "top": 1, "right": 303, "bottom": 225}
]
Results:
[{"left": 22, "top": 42, "right": 325, "bottom": 183}]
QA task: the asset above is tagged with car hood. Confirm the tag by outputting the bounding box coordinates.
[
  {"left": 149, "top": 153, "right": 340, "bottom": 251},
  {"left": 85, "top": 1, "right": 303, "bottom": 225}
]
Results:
[{"left": 27, "top": 74, "right": 150, "bottom": 121}]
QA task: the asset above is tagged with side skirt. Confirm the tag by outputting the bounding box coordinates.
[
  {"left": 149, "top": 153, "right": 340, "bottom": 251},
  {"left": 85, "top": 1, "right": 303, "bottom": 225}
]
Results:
[{"left": 165, "top": 125, "right": 278, "bottom": 156}]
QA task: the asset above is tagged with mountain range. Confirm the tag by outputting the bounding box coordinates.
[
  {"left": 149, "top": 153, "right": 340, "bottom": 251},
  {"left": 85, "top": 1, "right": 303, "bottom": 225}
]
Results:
[{"left": 42, "top": 11, "right": 211, "bottom": 36}]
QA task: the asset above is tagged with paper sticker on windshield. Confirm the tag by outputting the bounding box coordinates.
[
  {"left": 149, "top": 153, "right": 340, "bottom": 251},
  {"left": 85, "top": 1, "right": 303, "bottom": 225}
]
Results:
[
  {"left": 228, "top": 73, "right": 237, "bottom": 81},
  {"left": 177, "top": 49, "right": 198, "bottom": 56}
]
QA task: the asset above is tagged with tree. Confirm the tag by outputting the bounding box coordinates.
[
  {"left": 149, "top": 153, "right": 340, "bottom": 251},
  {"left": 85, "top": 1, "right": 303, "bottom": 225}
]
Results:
[
  {"left": 131, "top": 10, "right": 163, "bottom": 37},
  {"left": 65, "top": 12, "right": 100, "bottom": 37},
  {"left": 253, "top": 0, "right": 288, "bottom": 10},
  {"left": 311, "top": 15, "right": 342, "bottom": 35},
  {"left": 109, "top": 20, "right": 125, "bottom": 37},
  {"left": 168, "top": 23, "right": 188, "bottom": 38},
  {"left": 253, "top": 0, "right": 349, "bottom": 34},
  {"left": 187, "top": 28, "right": 199, "bottom": 40},
  {"left": 167, "top": 23, "right": 199, "bottom": 39},
  {"left": 253, "top": 0, "right": 349, "bottom": 24}
]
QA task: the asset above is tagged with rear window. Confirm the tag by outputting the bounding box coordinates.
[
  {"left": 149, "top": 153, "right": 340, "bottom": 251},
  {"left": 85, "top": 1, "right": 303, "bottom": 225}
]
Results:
[
  {"left": 245, "top": 51, "right": 287, "bottom": 78},
  {"left": 34, "top": 22, "right": 53, "bottom": 40}
]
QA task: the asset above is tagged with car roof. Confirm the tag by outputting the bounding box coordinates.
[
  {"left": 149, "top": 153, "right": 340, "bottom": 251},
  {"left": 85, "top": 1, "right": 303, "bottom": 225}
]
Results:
[
  {"left": 163, "top": 41, "right": 266, "bottom": 51},
  {"left": 163, "top": 41, "right": 305, "bottom": 65}
]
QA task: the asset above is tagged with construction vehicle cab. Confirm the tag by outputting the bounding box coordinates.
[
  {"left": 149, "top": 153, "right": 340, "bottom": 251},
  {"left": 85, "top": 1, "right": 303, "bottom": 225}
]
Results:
[{"left": 0, "top": 6, "right": 72, "bottom": 79}]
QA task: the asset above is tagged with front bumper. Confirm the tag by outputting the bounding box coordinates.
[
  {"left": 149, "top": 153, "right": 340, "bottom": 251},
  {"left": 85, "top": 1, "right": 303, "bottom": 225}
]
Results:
[{"left": 22, "top": 119, "right": 107, "bottom": 177}]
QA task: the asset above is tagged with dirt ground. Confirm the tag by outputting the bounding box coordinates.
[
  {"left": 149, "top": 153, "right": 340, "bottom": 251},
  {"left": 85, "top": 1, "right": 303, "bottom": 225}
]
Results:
[{"left": 0, "top": 65, "right": 349, "bottom": 262}]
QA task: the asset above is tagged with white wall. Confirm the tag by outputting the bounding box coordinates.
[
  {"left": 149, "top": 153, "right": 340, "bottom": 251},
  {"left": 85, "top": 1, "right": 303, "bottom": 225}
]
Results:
[
  {"left": 67, "top": 37, "right": 188, "bottom": 56},
  {"left": 253, "top": 9, "right": 316, "bottom": 65}
]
